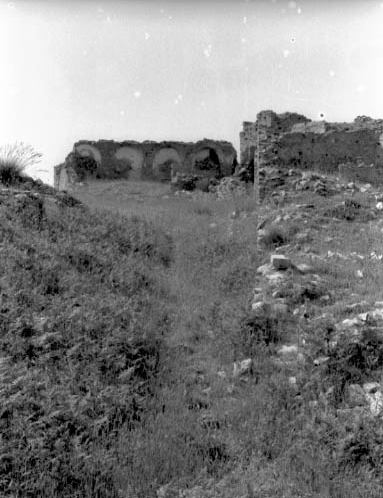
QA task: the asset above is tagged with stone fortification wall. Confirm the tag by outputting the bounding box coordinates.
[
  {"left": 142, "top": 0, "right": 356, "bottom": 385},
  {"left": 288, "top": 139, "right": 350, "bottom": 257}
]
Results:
[
  {"left": 54, "top": 139, "right": 237, "bottom": 190},
  {"left": 240, "top": 111, "right": 383, "bottom": 185}
]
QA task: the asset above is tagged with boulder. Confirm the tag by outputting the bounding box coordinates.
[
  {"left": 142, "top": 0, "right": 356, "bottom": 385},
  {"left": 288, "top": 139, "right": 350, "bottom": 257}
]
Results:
[
  {"left": 277, "top": 344, "right": 299, "bottom": 355},
  {"left": 295, "top": 263, "right": 314, "bottom": 274},
  {"left": 363, "top": 382, "right": 380, "bottom": 394},
  {"left": 366, "top": 390, "right": 383, "bottom": 416},
  {"left": 270, "top": 254, "right": 292, "bottom": 270},
  {"left": 251, "top": 301, "right": 270, "bottom": 315},
  {"left": 233, "top": 358, "right": 253, "bottom": 377}
]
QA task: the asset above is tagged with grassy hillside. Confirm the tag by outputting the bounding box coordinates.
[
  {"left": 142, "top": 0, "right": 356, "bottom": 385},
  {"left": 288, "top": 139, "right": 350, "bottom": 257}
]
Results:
[
  {"left": 0, "top": 180, "right": 173, "bottom": 497},
  {"left": 3, "top": 172, "right": 383, "bottom": 497}
]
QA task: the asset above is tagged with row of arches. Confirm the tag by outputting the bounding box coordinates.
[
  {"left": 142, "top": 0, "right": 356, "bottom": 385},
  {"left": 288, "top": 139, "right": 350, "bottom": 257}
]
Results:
[{"left": 74, "top": 143, "right": 231, "bottom": 180}]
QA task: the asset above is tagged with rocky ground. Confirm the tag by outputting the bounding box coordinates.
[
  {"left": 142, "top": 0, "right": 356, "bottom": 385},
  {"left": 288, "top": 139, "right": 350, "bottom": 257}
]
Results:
[{"left": 152, "top": 168, "right": 383, "bottom": 497}]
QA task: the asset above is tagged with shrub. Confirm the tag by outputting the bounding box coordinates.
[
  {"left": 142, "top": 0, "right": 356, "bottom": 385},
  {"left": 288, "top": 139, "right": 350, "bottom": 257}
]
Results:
[
  {"left": 0, "top": 142, "right": 42, "bottom": 186},
  {"left": 239, "top": 311, "right": 284, "bottom": 355},
  {"left": 340, "top": 417, "right": 383, "bottom": 471},
  {"left": 326, "top": 327, "right": 383, "bottom": 405},
  {"left": 69, "top": 153, "right": 98, "bottom": 180},
  {"left": 259, "top": 224, "right": 289, "bottom": 248}
]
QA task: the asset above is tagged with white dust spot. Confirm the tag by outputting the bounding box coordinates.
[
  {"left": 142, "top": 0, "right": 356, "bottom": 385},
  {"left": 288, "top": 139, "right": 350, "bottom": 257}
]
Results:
[
  {"left": 241, "top": 37, "right": 246, "bottom": 44},
  {"left": 243, "top": 16, "right": 247, "bottom": 24},
  {"left": 177, "top": 94, "right": 183, "bottom": 101},
  {"left": 144, "top": 32, "right": 150, "bottom": 41},
  {"left": 288, "top": 1, "right": 297, "bottom": 8},
  {"left": 297, "top": 7, "right": 302, "bottom": 14},
  {"left": 83, "top": 50, "right": 88, "bottom": 56},
  {"left": 160, "top": 8, "right": 165, "bottom": 14},
  {"left": 134, "top": 91, "right": 141, "bottom": 98},
  {"left": 357, "top": 84, "right": 365, "bottom": 93},
  {"left": 106, "top": 16, "right": 112, "bottom": 24},
  {"left": 329, "top": 70, "right": 335, "bottom": 77},
  {"left": 203, "top": 44, "right": 212, "bottom": 58},
  {"left": 120, "top": 110, "right": 125, "bottom": 116},
  {"left": 283, "top": 49, "right": 290, "bottom": 57},
  {"left": 97, "top": 7, "right": 104, "bottom": 13}
]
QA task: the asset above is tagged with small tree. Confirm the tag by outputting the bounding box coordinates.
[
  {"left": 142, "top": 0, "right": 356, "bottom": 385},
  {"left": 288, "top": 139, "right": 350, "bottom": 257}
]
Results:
[{"left": 0, "top": 142, "right": 42, "bottom": 186}]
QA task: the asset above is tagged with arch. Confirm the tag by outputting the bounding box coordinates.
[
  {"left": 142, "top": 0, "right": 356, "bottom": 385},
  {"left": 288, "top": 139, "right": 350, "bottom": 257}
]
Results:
[
  {"left": 115, "top": 146, "right": 144, "bottom": 180},
  {"left": 192, "top": 147, "right": 222, "bottom": 177},
  {"left": 74, "top": 144, "right": 102, "bottom": 165},
  {"left": 152, "top": 148, "right": 182, "bottom": 181}
]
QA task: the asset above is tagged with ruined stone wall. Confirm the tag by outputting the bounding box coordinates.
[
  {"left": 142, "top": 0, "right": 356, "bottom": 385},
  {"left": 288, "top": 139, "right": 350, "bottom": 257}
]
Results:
[
  {"left": 240, "top": 110, "right": 383, "bottom": 185},
  {"left": 276, "top": 129, "right": 383, "bottom": 173},
  {"left": 54, "top": 139, "right": 237, "bottom": 190}
]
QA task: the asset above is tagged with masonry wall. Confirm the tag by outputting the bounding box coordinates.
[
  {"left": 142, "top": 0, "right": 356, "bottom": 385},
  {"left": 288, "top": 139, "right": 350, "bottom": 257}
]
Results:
[
  {"left": 240, "top": 110, "right": 383, "bottom": 185},
  {"left": 54, "top": 139, "right": 237, "bottom": 190},
  {"left": 275, "top": 129, "right": 383, "bottom": 172}
]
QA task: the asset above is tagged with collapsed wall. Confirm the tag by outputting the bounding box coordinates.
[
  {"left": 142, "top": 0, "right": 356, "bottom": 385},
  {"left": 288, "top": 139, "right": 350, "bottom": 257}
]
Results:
[
  {"left": 240, "top": 110, "right": 383, "bottom": 185},
  {"left": 54, "top": 139, "right": 237, "bottom": 190}
]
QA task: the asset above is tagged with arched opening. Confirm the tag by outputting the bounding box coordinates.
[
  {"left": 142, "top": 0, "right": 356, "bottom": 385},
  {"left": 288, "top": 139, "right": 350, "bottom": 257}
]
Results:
[
  {"left": 152, "top": 148, "right": 182, "bottom": 181},
  {"left": 74, "top": 144, "right": 102, "bottom": 165},
  {"left": 193, "top": 148, "right": 221, "bottom": 177},
  {"left": 115, "top": 147, "right": 144, "bottom": 180}
]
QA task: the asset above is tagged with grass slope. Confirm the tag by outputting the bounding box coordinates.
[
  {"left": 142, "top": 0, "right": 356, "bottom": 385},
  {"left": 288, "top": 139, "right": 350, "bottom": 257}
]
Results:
[{"left": 0, "top": 186, "right": 173, "bottom": 497}]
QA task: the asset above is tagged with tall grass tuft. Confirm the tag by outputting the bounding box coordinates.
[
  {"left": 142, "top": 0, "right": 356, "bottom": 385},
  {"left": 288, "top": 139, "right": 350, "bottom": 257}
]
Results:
[{"left": 0, "top": 142, "right": 42, "bottom": 186}]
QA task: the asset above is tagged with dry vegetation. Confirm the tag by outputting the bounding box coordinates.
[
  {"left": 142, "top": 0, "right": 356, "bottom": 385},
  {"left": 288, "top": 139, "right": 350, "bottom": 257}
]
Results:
[{"left": 2, "top": 161, "right": 383, "bottom": 497}]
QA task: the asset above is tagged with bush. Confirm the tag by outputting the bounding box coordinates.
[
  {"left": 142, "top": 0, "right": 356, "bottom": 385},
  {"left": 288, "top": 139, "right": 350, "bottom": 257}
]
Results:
[
  {"left": 326, "top": 327, "right": 383, "bottom": 405},
  {"left": 340, "top": 417, "right": 383, "bottom": 471},
  {"left": 239, "top": 311, "right": 284, "bottom": 355},
  {"left": 0, "top": 142, "right": 42, "bottom": 186},
  {"left": 259, "top": 224, "right": 289, "bottom": 248},
  {"left": 69, "top": 153, "right": 98, "bottom": 181}
]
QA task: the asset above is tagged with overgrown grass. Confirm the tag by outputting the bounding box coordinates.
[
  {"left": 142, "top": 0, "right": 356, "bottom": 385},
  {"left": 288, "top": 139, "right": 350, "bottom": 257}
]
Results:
[
  {"left": 0, "top": 142, "right": 42, "bottom": 186},
  {"left": 0, "top": 193, "right": 174, "bottom": 497},
  {"left": 4, "top": 175, "right": 383, "bottom": 497}
]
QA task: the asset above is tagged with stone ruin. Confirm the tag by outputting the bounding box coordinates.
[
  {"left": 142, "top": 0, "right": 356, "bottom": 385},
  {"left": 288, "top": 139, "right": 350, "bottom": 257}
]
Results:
[
  {"left": 239, "top": 110, "right": 383, "bottom": 185},
  {"left": 54, "top": 112, "right": 383, "bottom": 192},
  {"left": 54, "top": 139, "right": 237, "bottom": 190}
]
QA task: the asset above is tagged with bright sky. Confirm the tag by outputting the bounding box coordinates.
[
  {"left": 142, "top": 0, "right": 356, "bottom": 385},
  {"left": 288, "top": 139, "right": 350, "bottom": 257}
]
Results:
[{"left": 1, "top": 0, "right": 383, "bottom": 184}]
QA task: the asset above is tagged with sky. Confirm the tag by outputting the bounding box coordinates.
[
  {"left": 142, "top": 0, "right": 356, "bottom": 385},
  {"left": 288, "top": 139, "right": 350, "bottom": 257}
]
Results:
[{"left": 1, "top": 0, "right": 383, "bottom": 184}]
